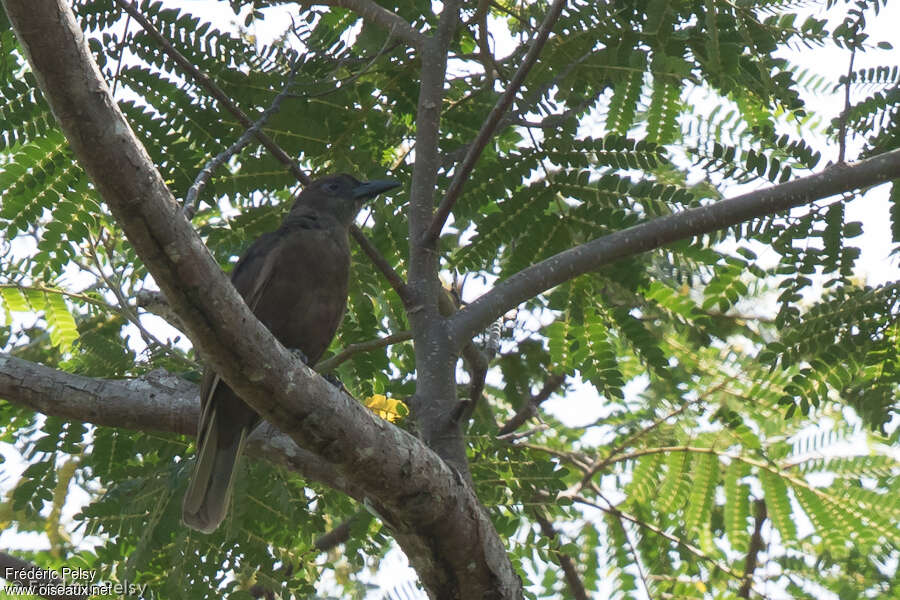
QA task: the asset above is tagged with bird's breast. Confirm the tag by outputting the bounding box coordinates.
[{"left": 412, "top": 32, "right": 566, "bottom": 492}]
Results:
[{"left": 253, "top": 230, "right": 351, "bottom": 363}]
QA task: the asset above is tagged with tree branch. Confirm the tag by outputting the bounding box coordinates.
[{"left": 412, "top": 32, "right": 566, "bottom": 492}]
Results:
[
  {"left": 0, "top": 354, "right": 361, "bottom": 499},
  {"left": 448, "top": 148, "right": 900, "bottom": 348},
  {"left": 348, "top": 227, "right": 413, "bottom": 307},
  {"left": 578, "top": 491, "right": 751, "bottom": 585},
  {"left": 738, "top": 499, "right": 767, "bottom": 598},
  {"left": 497, "top": 373, "right": 566, "bottom": 436},
  {"left": 579, "top": 392, "right": 712, "bottom": 489},
  {"left": 403, "top": 0, "right": 475, "bottom": 478},
  {"left": 314, "top": 330, "right": 412, "bottom": 372},
  {"left": 3, "top": 1, "right": 520, "bottom": 596},
  {"left": 424, "top": 0, "right": 567, "bottom": 245},
  {"left": 184, "top": 57, "right": 302, "bottom": 217},
  {"left": 534, "top": 514, "right": 588, "bottom": 600},
  {"left": 299, "top": 0, "right": 426, "bottom": 52}
]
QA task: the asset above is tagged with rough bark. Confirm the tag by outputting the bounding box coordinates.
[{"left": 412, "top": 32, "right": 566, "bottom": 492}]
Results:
[{"left": 0, "top": 353, "right": 362, "bottom": 501}]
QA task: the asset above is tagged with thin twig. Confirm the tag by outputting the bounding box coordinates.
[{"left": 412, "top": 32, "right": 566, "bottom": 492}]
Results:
[
  {"left": 110, "top": 11, "right": 131, "bottom": 95},
  {"left": 486, "top": 0, "right": 532, "bottom": 28},
  {"left": 608, "top": 512, "right": 652, "bottom": 600},
  {"left": 837, "top": 47, "right": 856, "bottom": 164},
  {"left": 495, "top": 423, "right": 548, "bottom": 441},
  {"left": 314, "top": 331, "right": 412, "bottom": 372},
  {"left": 297, "top": 0, "right": 426, "bottom": 51},
  {"left": 497, "top": 373, "right": 566, "bottom": 436},
  {"left": 86, "top": 232, "right": 188, "bottom": 364},
  {"left": 423, "top": 0, "right": 567, "bottom": 245},
  {"left": 0, "top": 283, "right": 115, "bottom": 312},
  {"left": 184, "top": 58, "right": 303, "bottom": 218},
  {"left": 348, "top": 226, "right": 412, "bottom": 306},
  {"left": 522, "top": 443, "right": 592, "bottom": 471},
  {"left": 579, "top": 391, "right": 713, "bottom": 488},
  {"left": 437, "top": 48, "right": 594, "bottom": 170},
  {"left": 578, "top": 491, "right": 752, "bottom": 585}
]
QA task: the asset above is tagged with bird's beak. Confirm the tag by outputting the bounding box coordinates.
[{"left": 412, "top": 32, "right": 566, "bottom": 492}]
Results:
[{"left": 352, "top": 179, "right": 401, "bottom": 200}]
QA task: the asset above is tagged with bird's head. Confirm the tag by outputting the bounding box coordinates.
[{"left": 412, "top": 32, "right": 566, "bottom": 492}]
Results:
[{"left": 291, "top": 173, "right": 400, "bottom": 226}]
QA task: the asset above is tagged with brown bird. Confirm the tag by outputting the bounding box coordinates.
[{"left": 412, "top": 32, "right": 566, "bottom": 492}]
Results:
[{"left": 182, "top": 173, "right": 400, "bottom": 533}]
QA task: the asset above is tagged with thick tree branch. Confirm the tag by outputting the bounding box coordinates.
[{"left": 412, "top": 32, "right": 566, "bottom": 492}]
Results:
[
  {"left": 449, "top": 148, "right": 900, "bottom": 348},
  {"left": 3, "top": 2, "right": 520, "bottom": 597},
  {"left": 404, "top": 0, "right": 472, "bottom": 475},
  {"left": 407, "top": 0, "right": 462, "bottom": 258},
  {"left": 424, "top": 0, "right": 567, "bottom": 245},
  {"left": 0, "top": 354, "right": 360, "bottom": 499},
  {"left": 299, "top": 0, "right": 426, "bottom": 52}
]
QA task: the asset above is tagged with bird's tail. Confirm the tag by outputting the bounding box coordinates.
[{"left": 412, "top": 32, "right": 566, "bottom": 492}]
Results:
[{"left": 182, "top": 405, "right": 248, "bottom": 534}]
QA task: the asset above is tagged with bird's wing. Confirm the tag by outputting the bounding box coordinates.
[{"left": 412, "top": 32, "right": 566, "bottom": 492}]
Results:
[
  {"left": 228, "top": 231, "right": 282, "bottom": 311},
  {"left": 197, "top": 233, "right": 282, "bottom": 407}
]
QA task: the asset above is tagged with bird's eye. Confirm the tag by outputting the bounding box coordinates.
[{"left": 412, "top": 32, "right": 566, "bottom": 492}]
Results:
[{"left": 326, "top": 182, "right": 340, "bottom": 193}]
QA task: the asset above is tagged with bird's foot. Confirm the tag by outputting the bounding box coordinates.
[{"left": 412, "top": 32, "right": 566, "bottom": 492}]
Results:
[
  {"left": 323, "top": 373, "right": 346, "bottom": 392},
  {"left": 289, "top": 348, "right": 310, "bottom": 365},
  {"left": 288, "top": 348, "right": 343, "bottom": 392}
]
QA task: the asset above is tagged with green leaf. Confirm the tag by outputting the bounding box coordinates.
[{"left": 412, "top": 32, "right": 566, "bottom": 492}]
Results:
[{"left": 759, "top": 469, "right": 796, "bottom": 542}]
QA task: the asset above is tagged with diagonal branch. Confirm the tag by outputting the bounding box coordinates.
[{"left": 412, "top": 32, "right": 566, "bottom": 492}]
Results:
[
  {"left": 314, "top": 330, "right": 413, "bottom": 372},
  {"left": 578, "top": 491, "right": 752, "bottom": 585},
  {"left": 300, "top": 0, "right": 426, "bottom": 52},
  {"left": 348, "top": 226, "right": 412, "bottom": 306},
  {"left": 423, "top": 0, "right": 567, "bottom": 245},
  {"left": 497, "top": 372, "right": 566, "bottom": 436},
  {"left": 184, "top": 57, "right": 303, "bottom": 217},
  {"left": 448, "top": 148, "right": 900, "bottom": 349}
]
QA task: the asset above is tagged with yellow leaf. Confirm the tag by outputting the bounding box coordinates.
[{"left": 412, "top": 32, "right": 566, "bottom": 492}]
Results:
[{"left": 364, "top": 394, "right": 408, "bottom": 423}]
